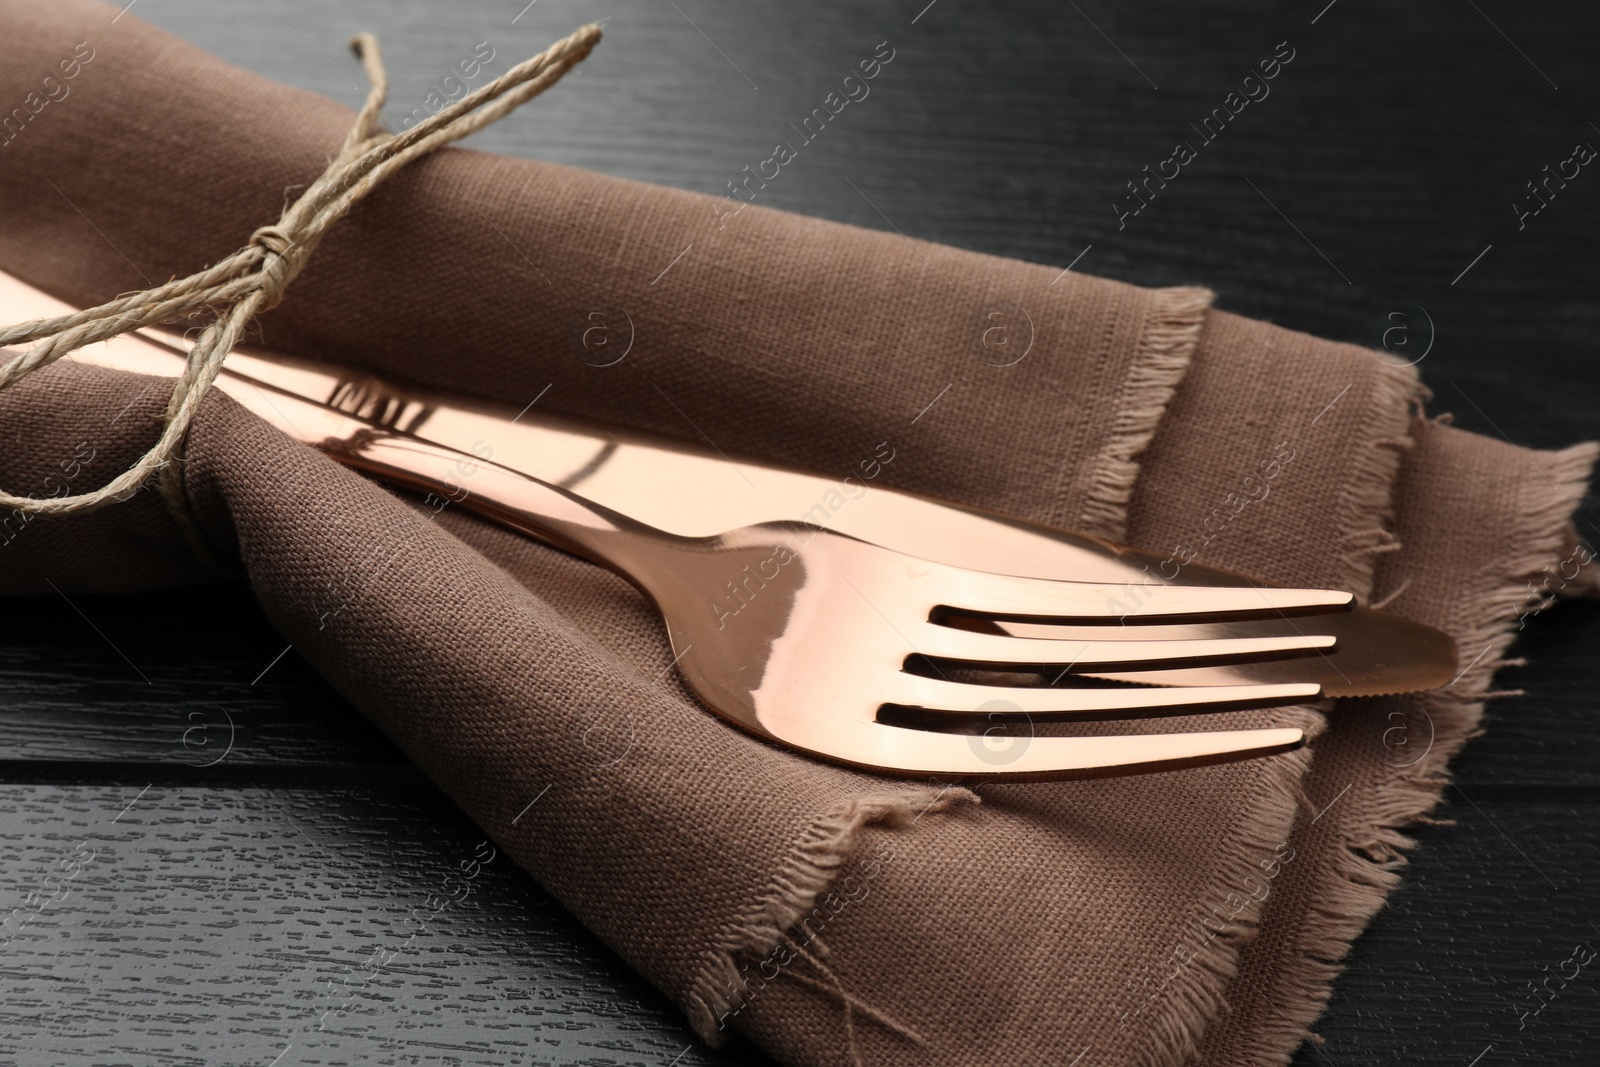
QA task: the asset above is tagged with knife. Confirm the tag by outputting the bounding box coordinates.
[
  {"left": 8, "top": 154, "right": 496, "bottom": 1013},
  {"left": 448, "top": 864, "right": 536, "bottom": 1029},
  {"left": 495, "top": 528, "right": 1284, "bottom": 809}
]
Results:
[{"left": 1, "top": 270, "right": 1455, "bottom": 697}]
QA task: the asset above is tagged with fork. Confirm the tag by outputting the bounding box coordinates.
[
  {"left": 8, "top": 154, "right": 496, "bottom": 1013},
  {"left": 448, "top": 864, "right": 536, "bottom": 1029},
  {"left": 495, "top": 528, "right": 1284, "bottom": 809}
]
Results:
[
  {"left": 2, "top": 265, "right": 1455, "bottom": 706},
  {"left": 3, "top": 277, "right": 1364, "bottom": 778},
  {"left": 337, "top": 427, "right": 1342, "bottom": 779},
  {"left": 1, "top": 269, "right": 1419, "bottom": 777}
]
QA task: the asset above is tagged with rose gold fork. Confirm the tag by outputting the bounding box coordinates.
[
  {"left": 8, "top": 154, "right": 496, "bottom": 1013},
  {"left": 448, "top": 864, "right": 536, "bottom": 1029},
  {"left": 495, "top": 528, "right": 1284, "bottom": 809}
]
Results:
[
  {"left": 1, "top": 269, "right": 1456, "bottom": 707},
  {"left": 334, "top": 428, "right": 1335, "bottom": 779},
  {"left": 2, "top": 270, "right": 1415, "bottom": 777},
  {"left": 2, "top": 274, "right": 1360, "bottom": 778}
]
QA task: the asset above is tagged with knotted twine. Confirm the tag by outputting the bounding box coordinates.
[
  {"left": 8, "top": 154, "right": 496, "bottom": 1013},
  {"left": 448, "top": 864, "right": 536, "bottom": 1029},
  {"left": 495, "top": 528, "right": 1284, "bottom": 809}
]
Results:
[{"left": 0, "top": 22, "right": 601, "bottom": 527}]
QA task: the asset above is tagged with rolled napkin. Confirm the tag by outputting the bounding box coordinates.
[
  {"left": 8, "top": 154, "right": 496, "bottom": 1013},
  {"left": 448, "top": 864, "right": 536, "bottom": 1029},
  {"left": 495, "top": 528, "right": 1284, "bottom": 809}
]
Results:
[{"left": 0, "top": 4, "right": 1593, "bottom": 1066}]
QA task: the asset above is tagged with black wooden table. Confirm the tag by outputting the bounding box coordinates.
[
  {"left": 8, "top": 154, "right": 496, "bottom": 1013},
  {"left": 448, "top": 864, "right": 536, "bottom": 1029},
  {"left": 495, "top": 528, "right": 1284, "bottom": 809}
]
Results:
[{"left": 4, "top": 1, "right": 1597, "bottom": 1064}]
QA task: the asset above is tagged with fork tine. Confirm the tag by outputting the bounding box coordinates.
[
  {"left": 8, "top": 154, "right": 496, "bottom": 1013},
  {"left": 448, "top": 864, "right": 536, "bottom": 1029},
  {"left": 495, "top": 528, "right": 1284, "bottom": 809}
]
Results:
[
  {"left": 886, "top": 675, "right": 1321, "bottom": 721},
  {"left": 911, "top": 625, "right": 1335, "bottom": 671},
  {"left": 930, "top": 570, "right": 1353, "bottom": 623},
  {"left": 854, "top": 721, "right": 1307, "bottom": 779}
]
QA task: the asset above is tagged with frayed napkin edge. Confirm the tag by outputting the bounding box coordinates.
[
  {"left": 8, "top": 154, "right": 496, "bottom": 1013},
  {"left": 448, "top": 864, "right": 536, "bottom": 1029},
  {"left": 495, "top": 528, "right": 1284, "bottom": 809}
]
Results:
[
  {"left": 1230, "top": 430, "right": 1600, "bottom": 1064},
  {"left": 685, "top": 785, "right": 978, "bottom": 1047}
]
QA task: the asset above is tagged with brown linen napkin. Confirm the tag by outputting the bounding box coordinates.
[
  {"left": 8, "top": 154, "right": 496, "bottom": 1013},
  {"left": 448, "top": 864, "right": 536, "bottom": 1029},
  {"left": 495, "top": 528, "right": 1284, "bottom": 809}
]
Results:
[{"left": 1, "top": 4, "right": 1594, "bottom": 1065}]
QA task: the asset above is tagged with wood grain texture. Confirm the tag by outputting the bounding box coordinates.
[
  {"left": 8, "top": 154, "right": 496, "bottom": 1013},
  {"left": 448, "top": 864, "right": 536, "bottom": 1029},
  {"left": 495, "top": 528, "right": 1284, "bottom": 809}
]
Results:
[
  {"left": 1, "top": 0, "right": 1596, "bottom": 1063},
  {"left": 0, "top": 783, "right": 753, "bottom": 1066}
]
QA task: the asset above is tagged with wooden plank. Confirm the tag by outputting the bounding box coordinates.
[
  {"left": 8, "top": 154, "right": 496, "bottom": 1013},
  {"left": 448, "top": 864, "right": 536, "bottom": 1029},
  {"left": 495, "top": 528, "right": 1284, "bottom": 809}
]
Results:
[
  {"left": 1295, "top": 794, "right": 1600, "bottom": 1067},
  {"left": 0, "top": 589, "right": 402, "bottom": 770},
  {"left": 0, "top": 782, "right": 765, "bottom": 1065}
]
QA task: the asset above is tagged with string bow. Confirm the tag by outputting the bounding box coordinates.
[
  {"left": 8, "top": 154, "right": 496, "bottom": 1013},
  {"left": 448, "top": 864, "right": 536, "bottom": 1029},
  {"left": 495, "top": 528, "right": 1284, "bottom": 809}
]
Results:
[{"left": 0, "top": 23, "right": 601, "bottom": 519}]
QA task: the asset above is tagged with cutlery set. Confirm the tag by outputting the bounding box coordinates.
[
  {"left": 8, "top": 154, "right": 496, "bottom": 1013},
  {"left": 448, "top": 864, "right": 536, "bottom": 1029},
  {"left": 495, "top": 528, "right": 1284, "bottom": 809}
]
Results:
[{"left": 0, "top": 270, "right": 1457, "bottom": 780}]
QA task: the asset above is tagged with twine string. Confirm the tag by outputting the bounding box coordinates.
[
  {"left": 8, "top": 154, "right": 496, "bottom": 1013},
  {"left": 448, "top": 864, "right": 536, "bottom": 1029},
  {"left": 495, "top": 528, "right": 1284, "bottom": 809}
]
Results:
[{"left": 0, "top": 22, "right": 602, "bottom": 519}]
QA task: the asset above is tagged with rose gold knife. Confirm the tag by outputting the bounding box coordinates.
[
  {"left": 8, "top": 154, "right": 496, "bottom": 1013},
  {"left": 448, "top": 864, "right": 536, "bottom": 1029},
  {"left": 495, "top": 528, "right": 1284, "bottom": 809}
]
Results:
[{"left": 0, "top": 270, "right": 1456, "bottom": 697}]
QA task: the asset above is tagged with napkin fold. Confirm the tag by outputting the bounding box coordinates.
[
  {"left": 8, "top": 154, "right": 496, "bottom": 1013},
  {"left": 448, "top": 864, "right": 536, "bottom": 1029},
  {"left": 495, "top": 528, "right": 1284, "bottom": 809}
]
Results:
[{"left": 1, "top": 4, "right": 1594, "bottom": 1065}]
